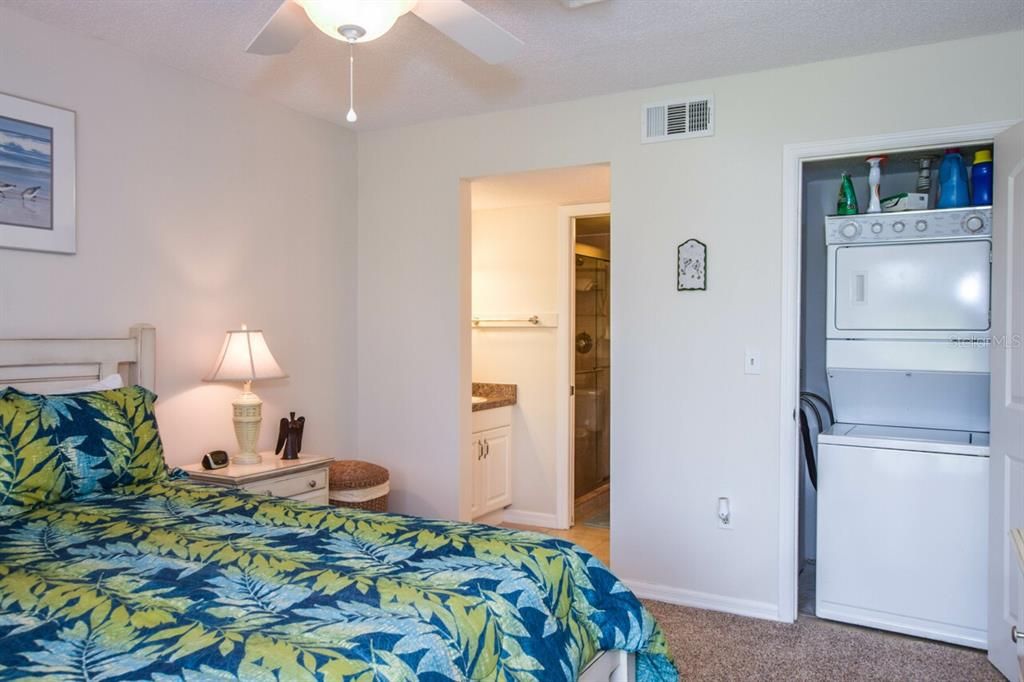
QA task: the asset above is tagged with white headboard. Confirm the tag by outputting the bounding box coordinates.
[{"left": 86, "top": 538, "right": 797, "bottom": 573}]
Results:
[{"left": 0, "top": 324, "right": 155, "bottom": 393}]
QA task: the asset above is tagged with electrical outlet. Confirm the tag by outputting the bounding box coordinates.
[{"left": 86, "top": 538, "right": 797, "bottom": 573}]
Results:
[
  {"left": 744, "top": 350, "right": 761, "bottom": 375},
  {"left": 717, "top": 497, "right": 733, "bottom": 529}
]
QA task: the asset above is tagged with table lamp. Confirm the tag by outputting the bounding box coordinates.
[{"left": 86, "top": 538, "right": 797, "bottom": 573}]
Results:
[{"left": 204, "top": 325, "right": 287, "bottom": 464}]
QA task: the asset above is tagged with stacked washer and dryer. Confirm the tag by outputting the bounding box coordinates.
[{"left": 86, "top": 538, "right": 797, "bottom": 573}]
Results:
[{"left": 816, "top": 206, "right": 992, "bottom": 648}]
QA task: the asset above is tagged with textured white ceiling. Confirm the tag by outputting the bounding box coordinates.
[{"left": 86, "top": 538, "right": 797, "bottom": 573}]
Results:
[
  {"left": 2, "top": 0, "right": 1021, "bottom": 132},
  {"left": 471, "top": 163, "right": 609, "bottom": 210}
]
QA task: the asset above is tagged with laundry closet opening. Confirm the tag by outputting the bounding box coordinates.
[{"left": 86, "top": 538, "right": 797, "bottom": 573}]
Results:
[{"left": 796, "top": 143, "right": 994, "bottom": 648}]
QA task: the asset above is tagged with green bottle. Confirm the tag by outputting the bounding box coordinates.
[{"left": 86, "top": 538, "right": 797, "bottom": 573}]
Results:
[{"left": 837, "top": 172, "right": 859, "bottom": 215}]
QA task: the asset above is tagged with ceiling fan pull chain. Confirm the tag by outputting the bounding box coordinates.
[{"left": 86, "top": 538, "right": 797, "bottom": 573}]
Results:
[{"left": 346, "top": 40, "right": 357, "bottom": 123}]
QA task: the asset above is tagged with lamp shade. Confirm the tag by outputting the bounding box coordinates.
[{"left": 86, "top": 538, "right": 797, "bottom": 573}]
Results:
[{"left": 204, "top": 328, "right": 287, "bottom": 383}]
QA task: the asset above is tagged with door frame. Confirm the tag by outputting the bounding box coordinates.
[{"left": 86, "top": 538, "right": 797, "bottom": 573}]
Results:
[
  {"left": 779, "top": 120, "right": 1017, "bottom": 622},
  {"left": 556, "top": 202, "right": 611, "bottom": 530}
]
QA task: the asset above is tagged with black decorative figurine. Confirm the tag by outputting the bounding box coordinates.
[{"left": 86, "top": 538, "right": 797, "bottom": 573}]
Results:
[{"left": 275, "top": 412, "right": 305, "bottom": 460}]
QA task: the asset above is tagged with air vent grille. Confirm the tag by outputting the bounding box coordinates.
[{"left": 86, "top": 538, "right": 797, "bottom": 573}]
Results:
[
  {"left": 666, "top": 103, "right": 688, "bottom": 135},
  {"left": 645, "top": 106, "right": 666, "bottom": 138},
  {"left": 642, "top": 96, "right": 714, "bottom": 143},
  {"left": 688, "top": 99, "right": 710, "bottom": 133}
]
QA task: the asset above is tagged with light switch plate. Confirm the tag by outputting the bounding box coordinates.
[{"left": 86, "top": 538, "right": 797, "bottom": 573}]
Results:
[
  {"left": 717, "top": 497, "right": 733, "bottom": 529},
  {"left": 744, "top": 350, "right": 761, "bottom": 375}
]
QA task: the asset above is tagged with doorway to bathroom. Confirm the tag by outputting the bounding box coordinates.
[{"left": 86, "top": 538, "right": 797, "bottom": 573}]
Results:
[
  {"left": 572, "top": 214, "right": 611, "bottom": 532},
  {"left": 467, "top": 165, "right": 611, "bottom": 565}
]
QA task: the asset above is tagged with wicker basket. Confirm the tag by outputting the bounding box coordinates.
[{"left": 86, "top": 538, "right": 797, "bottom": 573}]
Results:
[{"left": 328, "top": 460, "right": 390, "bottom": 512}]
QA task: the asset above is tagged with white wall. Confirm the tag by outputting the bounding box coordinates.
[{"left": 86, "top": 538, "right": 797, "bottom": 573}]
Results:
[
  {"left": 471, "top": 204, "right": 561, "bottom": 522},
  {"left": 357, "top": 32, "right": 1024, "bottom": 617},
  {"left": 0, "top": 8, "right": 358, "bottom": 466}
]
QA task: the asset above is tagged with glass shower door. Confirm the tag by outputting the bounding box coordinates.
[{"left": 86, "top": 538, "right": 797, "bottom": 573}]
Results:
[{"left": 574, "top": 253, "right": 610, "bottom": 499}]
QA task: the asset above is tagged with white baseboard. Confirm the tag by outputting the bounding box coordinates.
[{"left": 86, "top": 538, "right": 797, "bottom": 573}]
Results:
[
  {"left": 501, "top": 509, "right": 561, "bottom": 529},
  {"left": 473, "top": 509, "right": 505, "bottom": 526},
  {"left": 624, "top": 578, "right": 780, "bottom": 622}
]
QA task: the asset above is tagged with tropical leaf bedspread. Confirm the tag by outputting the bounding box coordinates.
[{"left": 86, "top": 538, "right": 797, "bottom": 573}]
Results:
[{"left": 0, "top": 479, "right": 676, "bottom": 681}]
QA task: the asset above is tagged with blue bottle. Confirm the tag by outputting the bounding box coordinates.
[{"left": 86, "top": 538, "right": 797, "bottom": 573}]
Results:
[
  {"left": 937, "top": 149, "right": 969, "bottom": 209},
  {"left": 971, "top": 149, "right": 993, "bottom": 206}
]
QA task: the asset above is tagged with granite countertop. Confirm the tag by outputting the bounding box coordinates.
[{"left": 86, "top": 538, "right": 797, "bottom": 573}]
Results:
[{"left": 472, "top": 382, "right": 517, "bottom": 411}]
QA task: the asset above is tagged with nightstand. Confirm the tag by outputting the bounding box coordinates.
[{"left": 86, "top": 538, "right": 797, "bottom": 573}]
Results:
[{"left": 180, "top": 454, "right": 333, "bottom": 505}]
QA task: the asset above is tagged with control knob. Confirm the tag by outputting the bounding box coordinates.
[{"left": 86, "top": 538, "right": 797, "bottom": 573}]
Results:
[
  {"left": 892, "top": 221, "right": 905, "bottom": 233},
  {"left": 840, "top": 222, "right": 860, "bottom": 239},
  {"left": 963, "top": 215, "right": 985, "bottom": 233},
  {"left": 870, "top": 222, "right": 883, "bottom": 234},
  {"left": 915, "top": 220, "right": 928, "bottom": 232}
]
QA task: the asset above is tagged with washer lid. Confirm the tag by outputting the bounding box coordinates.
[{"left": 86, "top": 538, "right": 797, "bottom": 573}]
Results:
[
  {"left": 819, "top": 423, "right": 990, "bottom": 456},
  {"left": 827, "top": 366, "right": 990, "bottom": 432}
]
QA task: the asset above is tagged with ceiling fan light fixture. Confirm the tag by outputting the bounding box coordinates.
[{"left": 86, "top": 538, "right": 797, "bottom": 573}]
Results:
[
  {"left": 298, "top": 0, "right": 417, "bottom": 43},
  {"left": 338, "top": 24, "right": 366, "bottom": 41}
]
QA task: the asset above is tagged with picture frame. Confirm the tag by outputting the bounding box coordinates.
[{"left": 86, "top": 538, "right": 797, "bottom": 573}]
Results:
[
  {"left": 677, "top": 238, "right": 707, "bottom": 291},
  {"left": 0, "top": 92, "right": 76, "bottom": 254}
]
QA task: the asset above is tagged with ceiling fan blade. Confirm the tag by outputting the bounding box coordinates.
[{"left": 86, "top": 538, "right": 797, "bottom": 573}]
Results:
[
  {"left": 412, "top": 0, "right": 523, "bottom": 64},
  {"left": 246, "top": 0, "right": 308, "bottom": 55}
]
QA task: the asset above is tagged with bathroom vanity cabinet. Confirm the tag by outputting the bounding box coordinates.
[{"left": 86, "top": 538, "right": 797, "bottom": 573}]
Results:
[{"left": 471, "top": 405, "right": 512, "bottom": 519}]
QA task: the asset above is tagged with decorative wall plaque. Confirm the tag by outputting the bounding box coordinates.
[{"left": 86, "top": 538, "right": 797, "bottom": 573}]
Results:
[{"left": 677, "top": 239, "right": 707, "bottom": 291}]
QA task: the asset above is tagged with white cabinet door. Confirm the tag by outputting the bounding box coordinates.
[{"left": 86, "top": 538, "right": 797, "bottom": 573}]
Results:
[
  {"left": 989, "top": 120, "right": 1024, "bottom": 681},
  {"left": 480, "top": 427, "right": 512, "bottom": 512}
]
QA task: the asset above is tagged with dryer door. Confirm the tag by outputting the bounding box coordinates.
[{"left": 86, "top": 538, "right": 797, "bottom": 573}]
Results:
[{"left": 833, "top": 240, "right": 991, "bottom": 333}]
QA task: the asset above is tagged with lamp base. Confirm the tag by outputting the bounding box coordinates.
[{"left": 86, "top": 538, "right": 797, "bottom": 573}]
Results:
[
  {"left": 231, "top": 451, "right": 263, "bottom": 465},
  {"left": 232, "top": 387, "right": 263, "bottom": 465}
]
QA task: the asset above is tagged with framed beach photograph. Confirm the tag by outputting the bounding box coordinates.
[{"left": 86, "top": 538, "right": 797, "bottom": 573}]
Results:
[{"left": 0, "top": 92, "right": 75, "bottom": 254}]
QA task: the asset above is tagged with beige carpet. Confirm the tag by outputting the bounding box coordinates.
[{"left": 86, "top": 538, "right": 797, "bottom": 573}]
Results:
[{"left": 644, "top": 600, "right": 1003, "bottom": 681}]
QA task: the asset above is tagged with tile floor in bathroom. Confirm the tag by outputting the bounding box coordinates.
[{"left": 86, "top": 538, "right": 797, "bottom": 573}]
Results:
[{"left": 503, "top": 486, "right": 610, "bottom": 566}]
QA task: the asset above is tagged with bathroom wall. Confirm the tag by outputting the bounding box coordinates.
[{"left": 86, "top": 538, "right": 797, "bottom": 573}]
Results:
[{"left": 471, "top": 204, "right": 562, "bottom": 524}]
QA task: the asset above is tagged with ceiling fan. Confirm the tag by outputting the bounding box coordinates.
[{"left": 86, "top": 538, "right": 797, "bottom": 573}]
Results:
[{"left": 247, "top": 0, "right": 524, "bottom": 122}]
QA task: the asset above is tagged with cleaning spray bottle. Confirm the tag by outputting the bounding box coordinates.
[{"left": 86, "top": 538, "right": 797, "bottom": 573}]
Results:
[
  {"left": 865, "top": 156, "right": 886, "bottom": 213},
  {"left": 837, "top": 172, "right": 859, "bottom": 215}
]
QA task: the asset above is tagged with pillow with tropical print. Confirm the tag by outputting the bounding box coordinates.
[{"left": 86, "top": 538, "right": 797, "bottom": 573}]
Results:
[{"left": 0, "top": 385, "right": 167, "bottom": 513}]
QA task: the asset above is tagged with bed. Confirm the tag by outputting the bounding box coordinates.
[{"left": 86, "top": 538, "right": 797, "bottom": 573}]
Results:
[{"left": 0, "top": 327, "right": 675, "bottom": 681}]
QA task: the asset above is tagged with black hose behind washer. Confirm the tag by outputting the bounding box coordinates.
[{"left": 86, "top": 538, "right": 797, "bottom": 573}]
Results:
[{"left": 798, "top": 392, "right": 833, "bottom": 490}]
